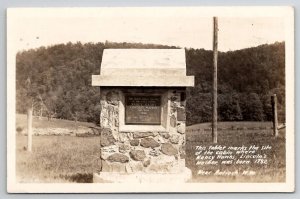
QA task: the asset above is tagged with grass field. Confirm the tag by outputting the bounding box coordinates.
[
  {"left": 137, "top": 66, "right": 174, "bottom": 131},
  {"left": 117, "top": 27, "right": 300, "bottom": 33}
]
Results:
[
  {"left": 16, "top": 117, "right": 286, "bottom": 183},
  {"left": 187, "top": 121, "right": 274, "bottom": 131},
  {"left": 16, "top": 114, "right": 96, "bottom": 132},
  {"left": 16, "top": 135, "right": 100, "bottom": 183},
  {"left": 186, "top": 127, "right": 286, "bottom": 182}
]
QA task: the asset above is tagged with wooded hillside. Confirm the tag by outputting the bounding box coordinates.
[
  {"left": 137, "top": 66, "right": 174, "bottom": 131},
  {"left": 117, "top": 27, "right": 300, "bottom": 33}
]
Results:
[{"left": 16, "top": 41, "right": 285, "bottom": 125}]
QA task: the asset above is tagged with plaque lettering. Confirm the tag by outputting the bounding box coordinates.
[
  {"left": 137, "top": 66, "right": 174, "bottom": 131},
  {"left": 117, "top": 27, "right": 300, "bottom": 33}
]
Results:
[{"left": 125, "top": 95, "right": 161, "bottom": 124}]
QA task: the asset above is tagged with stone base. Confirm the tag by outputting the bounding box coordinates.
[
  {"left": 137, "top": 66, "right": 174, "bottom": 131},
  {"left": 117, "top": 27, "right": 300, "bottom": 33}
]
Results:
[{"left": 93, "top": 167, "right": 192, "bottom": 183}]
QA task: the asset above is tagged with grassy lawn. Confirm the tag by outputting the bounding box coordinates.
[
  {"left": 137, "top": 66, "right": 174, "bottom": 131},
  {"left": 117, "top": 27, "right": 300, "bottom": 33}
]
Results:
[
  {"left": 16, "top": 121, "right": 285, "bottom": 183},
  {"left": 16, "top": 135, "right": 100, "bottom": 183}
]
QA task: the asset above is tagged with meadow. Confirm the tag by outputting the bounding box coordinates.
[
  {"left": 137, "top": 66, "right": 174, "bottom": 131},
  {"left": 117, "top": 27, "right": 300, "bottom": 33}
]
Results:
[
  {"left": 15, "top": 116, "right": 285, "bottom": 183},
  {"left": 186, "top": 126, "right": 286, "bottom": 182},
  {"left": 16, "top": 135, "right": 100, "bottom": 183},
  {"left": 16, "top": 114, "right": 96, "bottom": 132}
]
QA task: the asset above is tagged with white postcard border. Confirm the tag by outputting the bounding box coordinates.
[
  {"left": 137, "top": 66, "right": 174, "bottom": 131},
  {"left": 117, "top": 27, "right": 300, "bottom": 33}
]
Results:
[{"left": 7, "top": 6, "right": 295, "bottom": 193}]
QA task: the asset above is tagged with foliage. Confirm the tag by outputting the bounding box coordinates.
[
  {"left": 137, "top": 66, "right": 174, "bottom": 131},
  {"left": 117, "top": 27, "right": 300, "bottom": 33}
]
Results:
[
  {"left": 186, "top": 42, "right": 285, "bottom": 125},
  {"left": 16, "top": 41, "right": 285, "bottom": 125}
]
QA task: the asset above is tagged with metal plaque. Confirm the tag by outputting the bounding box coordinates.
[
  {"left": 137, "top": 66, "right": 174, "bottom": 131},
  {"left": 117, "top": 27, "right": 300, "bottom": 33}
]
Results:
[{"left": 125, "top": 95, "right": 161, "bottom": 125}]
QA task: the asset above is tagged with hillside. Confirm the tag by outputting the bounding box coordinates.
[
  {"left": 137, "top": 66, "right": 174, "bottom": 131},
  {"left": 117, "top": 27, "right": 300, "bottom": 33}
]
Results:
[{"left": 16, "top": 41, "right": 285, "bottom": 125}]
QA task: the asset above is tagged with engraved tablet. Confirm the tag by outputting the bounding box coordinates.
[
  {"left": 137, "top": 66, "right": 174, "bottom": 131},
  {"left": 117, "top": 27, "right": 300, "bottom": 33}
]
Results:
[{"left": 125, "top": 95, "right": 161, "bottom": 125}]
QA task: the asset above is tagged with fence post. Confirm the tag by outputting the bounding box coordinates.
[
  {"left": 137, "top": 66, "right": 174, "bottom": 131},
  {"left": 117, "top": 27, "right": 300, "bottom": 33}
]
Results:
[
  {"left": 27, "top": 107, "right": 33, "bottom": 152},
  {"left": 271, "top": 94, "right": 278, "bottom": 137}
]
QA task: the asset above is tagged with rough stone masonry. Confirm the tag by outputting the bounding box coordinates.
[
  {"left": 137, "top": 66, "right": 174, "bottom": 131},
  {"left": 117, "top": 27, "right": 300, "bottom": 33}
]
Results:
[{"left": 92, "top": 49, "right": 194, "bottom": 182}]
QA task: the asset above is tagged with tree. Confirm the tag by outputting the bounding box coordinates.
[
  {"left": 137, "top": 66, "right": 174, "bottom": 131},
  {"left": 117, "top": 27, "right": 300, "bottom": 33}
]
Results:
[
  {"left": 16, "top": 41, "right": 285, "bottom": 125},
  {"left": 218, "top": 92, "right": 243, "bottom": 121},
  {"left": 241, "top": 93, "right": 264, "bottom": 121}
]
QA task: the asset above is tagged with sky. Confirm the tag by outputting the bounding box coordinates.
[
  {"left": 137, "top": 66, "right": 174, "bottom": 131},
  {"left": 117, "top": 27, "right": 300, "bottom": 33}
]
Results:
[{"left": 10, "top": 8, "right": 285, "bottom": 52}]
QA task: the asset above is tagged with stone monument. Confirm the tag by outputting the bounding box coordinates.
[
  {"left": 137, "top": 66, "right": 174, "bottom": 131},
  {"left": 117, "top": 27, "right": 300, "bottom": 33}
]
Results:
[{"left": 92, "top": 49, "right": 194, "bottom": 183}]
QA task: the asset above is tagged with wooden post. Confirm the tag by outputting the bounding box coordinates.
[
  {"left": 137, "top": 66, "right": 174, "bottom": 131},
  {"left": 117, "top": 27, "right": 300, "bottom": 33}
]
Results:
[
  {"left": 27, "top": 107, "right": 33, "bottom": 152},
  {"left": 271, "top": 94, "right": 278, "bottom": 137},
  {"left": 212, "top": 17, "right": 218, "bottom": 143}
]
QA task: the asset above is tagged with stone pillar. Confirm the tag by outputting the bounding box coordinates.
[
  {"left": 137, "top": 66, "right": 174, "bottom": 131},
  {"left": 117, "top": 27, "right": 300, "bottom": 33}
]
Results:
[
  {"left": 94, "top": 88, "right": 191, "bottom": 183},
  {"left": 92, "top": 49, "right": 194, "bottom": 183}
]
